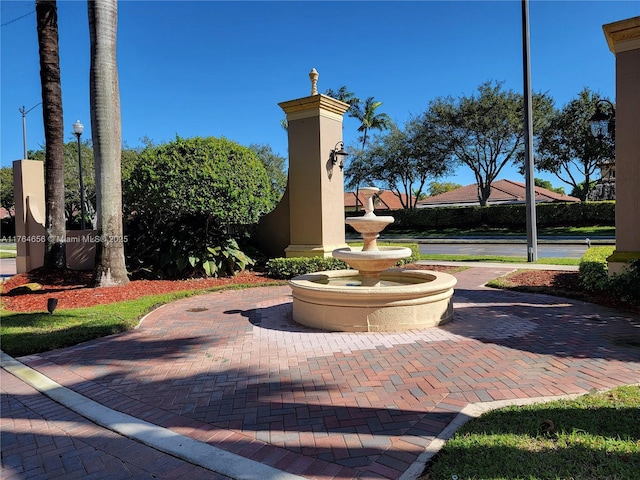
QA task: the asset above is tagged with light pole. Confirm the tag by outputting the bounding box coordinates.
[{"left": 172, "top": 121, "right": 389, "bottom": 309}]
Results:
[
  {"left": 72, "top": 120, "right": 86, "bottom": 230},
  {"left": 19, "top": 103, "right": 42, "bottom": 160},
  {"left": 521, "top": 0, "right": 537, "bottom": 262},
  {"left": 589, "top": 99, "right": 615, "bottom": 141}
]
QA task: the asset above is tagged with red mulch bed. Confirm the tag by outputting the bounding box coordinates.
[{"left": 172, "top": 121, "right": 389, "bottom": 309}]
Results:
[
  {"left": 1, "top": 267, "right": 280, "bottom": 313},
  {"left": 3, "top": 264, "right": 634, "bottom": 314}
]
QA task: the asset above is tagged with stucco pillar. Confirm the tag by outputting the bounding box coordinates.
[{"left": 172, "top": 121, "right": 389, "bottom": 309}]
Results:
[
  {"left": 273, "top": 69, "right": 350, "bottom": 258},
  {"left": 13, "top": 159, "right": 46, "bottom": 273},
  {"left": 602, "top": 17, "right": 640, "bottom": 274}
]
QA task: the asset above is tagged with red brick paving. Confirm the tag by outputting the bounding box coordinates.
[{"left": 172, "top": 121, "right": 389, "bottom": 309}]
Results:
[
  {"left": 2, "top": 267, "right": 640, "bottom": 479},
  {"left": 0, "top": 369, "right": 231, "bottom": 480}
]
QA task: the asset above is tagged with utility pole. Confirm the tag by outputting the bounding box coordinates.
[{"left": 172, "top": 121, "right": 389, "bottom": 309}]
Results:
[
  {"left": 19, "top": 103, "right": 42, "bottom": 160},
  {"left": 522, "top": 0, "right": 538, "bottom": 262}
]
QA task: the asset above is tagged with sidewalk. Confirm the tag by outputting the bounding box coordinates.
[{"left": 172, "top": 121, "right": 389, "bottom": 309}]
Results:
[{"left": 2, "top": 266, "right": 639, "bottom": 479}]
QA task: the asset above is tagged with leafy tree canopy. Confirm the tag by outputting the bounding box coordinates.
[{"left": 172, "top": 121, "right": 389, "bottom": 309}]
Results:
[
  {"left": 428, "top": 181, "right": 463, "bottom": 197},
  {"left": 364, "top": 116, "right": 453, "bottom": 209},
  {"left": 534, "top": 177, "right": 565, "bottom": 195},
  {"left": 424, "top": 80, "right": 554, "bottom": 206}
]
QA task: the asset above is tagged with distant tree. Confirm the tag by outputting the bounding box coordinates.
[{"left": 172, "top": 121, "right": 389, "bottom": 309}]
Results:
[
  {"left": 570, "top": 180, "right": 597, "bottom": 200},
  {"left": 0, "top": 167, "right": 14, "bottom": 216},
  {"left": 88, "top": 0, "right": 129, "bottom": 286},
  {"left": 351, "top": 96, "right": 393, "bottom": 151},
  {"left": 343, "top": 149, "right": 373, "bottom": 212},
  {"left": 426, "top": 80, "right": 554, "bottom": 206},
  {"left": 535, "top": 88, "right": 614, "bottom": 201},
  {"left": 428, "top": 181, "right": 462, "bottom": 197},
  {"left": 534, "top": 177, "right": 565, "bottom": 195},
  {"left": 412, "top": 188, "right": 427, "bottom": 201},
  {"left": 249, "top": 144, "right": 287, "bottom": 204},
  {"left": 36, "top": 0, "right": 66, "bottom": 269},
  {"left": 365, "top": 116, "right": 452, "bottom": 209}
]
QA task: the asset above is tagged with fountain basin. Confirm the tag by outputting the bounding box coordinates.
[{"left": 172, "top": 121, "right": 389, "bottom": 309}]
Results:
[
  {"left": 289, "top": 268, "right": 457, "bottom": 332},
  {"left": 332, "top": 246, "right": 412, "bottom": 277},
  {"left": 346, "top": 215, "right": 395, "bottom": 234}
]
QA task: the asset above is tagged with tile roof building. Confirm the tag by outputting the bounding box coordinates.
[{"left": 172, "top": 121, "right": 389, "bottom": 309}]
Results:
[
  {"left": 344, "top": 190, "right": 414, "bottom": 212},
  {"left": 417, "top": 179, "right": 579, "bottom": 208}
]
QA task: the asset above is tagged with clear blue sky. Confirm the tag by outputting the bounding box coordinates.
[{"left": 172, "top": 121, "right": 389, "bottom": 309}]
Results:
[{"left": 1, "top": 1, "right": 637, "bottom": 191}]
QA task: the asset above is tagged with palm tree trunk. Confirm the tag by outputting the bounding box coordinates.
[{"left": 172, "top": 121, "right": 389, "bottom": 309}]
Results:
[
  {"left": 37, "top": 0, "right": 66, "bottom": 269},
  {"left": 88, "top": 0, "right": 129, "bottom": 286}
]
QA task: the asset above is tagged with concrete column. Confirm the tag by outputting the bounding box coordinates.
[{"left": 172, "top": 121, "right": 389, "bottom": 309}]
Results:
[
  {"left": 262, "top": 69, "right": 349, "bottom": 258},
  {"left": 13, "top": 159, "right": 46, "bottom": 273},
  {"left": 603, "top": 17, "right": 640, "bottom": 274}
]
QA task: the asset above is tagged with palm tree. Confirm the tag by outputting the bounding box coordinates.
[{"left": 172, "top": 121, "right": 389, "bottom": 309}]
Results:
[
  {"left": 351, "top": 97, "right": 393, "bottom": 150},
  {"left": 325, "top": 86, "right": 360, "bottom": 115},
  {"left": 88, "top": 0, "right": 129, "bottom": 286},
  {"left": 36, "top": 0, "right": 66, "bottom": 269}
]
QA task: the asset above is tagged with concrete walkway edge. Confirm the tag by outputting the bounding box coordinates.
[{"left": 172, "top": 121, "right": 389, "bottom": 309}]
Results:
[{"left": 0, "top": 351, "right": 305, "bottom": 480}]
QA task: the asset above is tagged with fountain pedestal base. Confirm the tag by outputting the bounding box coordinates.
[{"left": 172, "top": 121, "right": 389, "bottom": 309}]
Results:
[{"left": 289, "top": 268, "right": 456, "bottom": 332}]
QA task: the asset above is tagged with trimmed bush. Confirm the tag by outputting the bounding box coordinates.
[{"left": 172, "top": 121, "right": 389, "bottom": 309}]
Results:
[
  {"left": 124, "top": 136, "right": 272, "bottom": 278},
  {"left": 391, "top": 201, "right": 615, "bottom": 230},
  {"left": 579, "top": 248, "right": 640, "bottom": 308},
  {"left": 265, "top": 257, "right": 348, "bottom": 279},
  {"left": 610, "top": 260, "right": 640, "bottom": 304},
  {"left": 578, "top": 246, "right": 614, "bottom": 291}
]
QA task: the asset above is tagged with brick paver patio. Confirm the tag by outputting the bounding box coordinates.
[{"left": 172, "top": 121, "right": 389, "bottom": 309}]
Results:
[{"left": 2, "top": 267, "right": 640, "bottom": 479}]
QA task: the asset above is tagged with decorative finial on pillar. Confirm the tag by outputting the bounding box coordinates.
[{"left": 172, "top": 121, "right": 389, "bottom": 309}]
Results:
[{"left": 309, "top": 68, "right": 319, "bottom": 95}]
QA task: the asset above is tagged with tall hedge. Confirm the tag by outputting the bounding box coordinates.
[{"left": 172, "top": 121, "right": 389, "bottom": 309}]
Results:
[
  {"left": 390, "top": 201, "right": 614, "bottom": 229},
  {"left": 124, "top": 136, "right": 273, "bottom": 278}
]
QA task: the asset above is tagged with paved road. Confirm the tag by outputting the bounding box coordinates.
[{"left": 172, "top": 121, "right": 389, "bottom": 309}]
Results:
[{"left": 419, "top": 242, "right": 589, "bottom": 258}]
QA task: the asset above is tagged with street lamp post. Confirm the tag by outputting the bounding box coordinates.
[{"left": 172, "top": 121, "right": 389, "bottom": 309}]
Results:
[
  {"left": 19, "top": 103, "right": 42, "bottom": 160},
  {"left": 72, "top": 120, "right": 86, "bottom": 230}
]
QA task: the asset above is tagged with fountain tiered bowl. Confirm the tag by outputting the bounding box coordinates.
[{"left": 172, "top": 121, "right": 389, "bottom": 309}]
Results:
[{"left": 289, "top": 187, "right": 457, "bottom": 332}]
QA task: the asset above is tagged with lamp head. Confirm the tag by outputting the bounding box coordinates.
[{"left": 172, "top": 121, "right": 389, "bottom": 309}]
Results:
[
  {"left": 589, "top": 100, "right": 615, "bottom": 140},
  {"left": 330, "top": 141, "right": 348, "bottom": 170},
  {"left": 72, "top": 120, "right": 84, "bottom": 136},
  {"left": 589, "top": 107, "right": 609, "bottom": 139}
]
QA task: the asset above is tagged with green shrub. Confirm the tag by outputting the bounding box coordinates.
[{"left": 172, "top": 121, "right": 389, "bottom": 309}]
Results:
[
  {"left": 265, "top": 257, "right": 348, "bottom": 279},
  {"left": 579, "top": 249, "right": 640, "bottom": 308},
  {"left": 124, "top": 136, "right": 271, "bottom": 279},
  {"left": 578, "top": 246, "right": 614, "bottom": 291},
  {"left": 609, "top": 260, "right": 640, "bottom": 304}
]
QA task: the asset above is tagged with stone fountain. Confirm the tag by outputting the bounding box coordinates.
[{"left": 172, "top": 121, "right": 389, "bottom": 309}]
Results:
[{"left": 289, "top": 187, "right": 457, "bottom": 332}]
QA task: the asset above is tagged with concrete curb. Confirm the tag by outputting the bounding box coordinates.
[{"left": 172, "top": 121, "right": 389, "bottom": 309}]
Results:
[{"left": 0, "top": 351, "right": 305, "bottom": 480}]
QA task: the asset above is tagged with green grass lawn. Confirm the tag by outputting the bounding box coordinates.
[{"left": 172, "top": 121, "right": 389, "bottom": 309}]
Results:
[
  {"left": 0, "top": 244, "right": 16, "bottom": 259},
  {"left": 420, "top": 253, "right": 580, "bottom": 265},
  {"left": 424, "top": 386, "right": 640, "bottom": 480}
]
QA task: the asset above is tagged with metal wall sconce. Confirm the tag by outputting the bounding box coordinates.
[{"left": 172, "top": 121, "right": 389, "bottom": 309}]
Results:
[
  {"left": 589, "top": 99, "right": 615, "bottom": 141},
  {"left": 330, "top": 141, "right": 348, "bottom": 170}
]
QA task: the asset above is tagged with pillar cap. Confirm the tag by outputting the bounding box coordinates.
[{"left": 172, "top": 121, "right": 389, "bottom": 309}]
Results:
[
  {"left": 279, "top": 94, "right": 350, "bottom": 117},
  {"left": 603, "top": 16, "right": 640, "bottom": 54}
]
